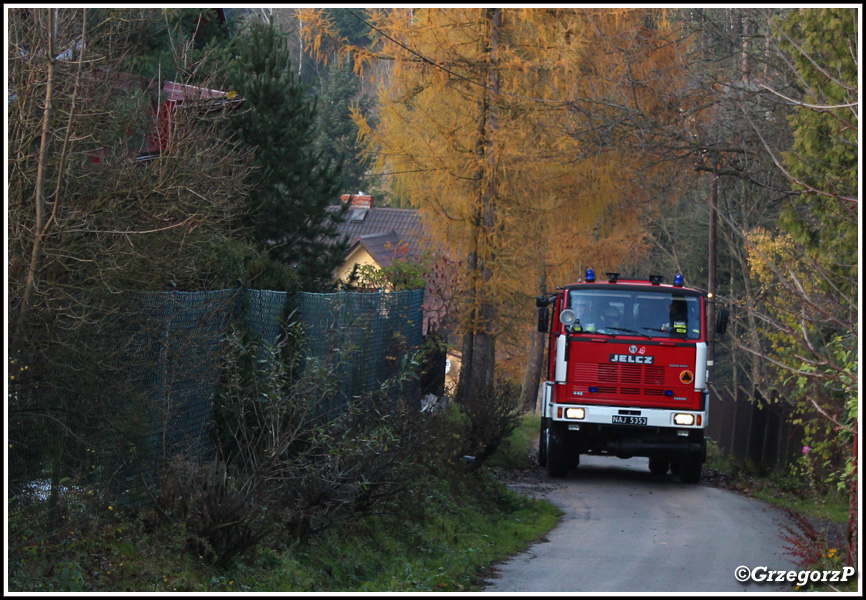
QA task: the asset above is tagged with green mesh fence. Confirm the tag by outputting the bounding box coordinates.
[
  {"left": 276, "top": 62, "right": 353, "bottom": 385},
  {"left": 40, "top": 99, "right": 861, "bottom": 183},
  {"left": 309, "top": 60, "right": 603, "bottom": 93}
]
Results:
[
  {"left": 118, "top": 290, "right": 238, "bottom": 504},
  {"left": 7, "top": 287, "right": 423, "bottom": 512},
  {"left": 243, "top": 288, "right": 291, "bottom": 345},
  {"left": 298, "top": 289, "right": 425, "bottom": 415}
]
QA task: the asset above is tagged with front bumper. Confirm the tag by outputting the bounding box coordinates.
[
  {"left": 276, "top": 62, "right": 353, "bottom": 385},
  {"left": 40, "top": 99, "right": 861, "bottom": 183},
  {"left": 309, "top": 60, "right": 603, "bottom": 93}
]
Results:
[{"left": 550, "top": 403, "right": 707, "bottom": 430}]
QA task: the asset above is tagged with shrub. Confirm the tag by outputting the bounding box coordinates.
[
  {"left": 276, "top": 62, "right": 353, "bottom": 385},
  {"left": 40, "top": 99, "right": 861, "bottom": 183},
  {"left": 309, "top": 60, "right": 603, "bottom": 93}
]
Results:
[
  {"left": 454, "top": 378, "right": 525, "bottom": 472},
  {"left": 158, "top": 322, "right": 435, "bottom": 566}
]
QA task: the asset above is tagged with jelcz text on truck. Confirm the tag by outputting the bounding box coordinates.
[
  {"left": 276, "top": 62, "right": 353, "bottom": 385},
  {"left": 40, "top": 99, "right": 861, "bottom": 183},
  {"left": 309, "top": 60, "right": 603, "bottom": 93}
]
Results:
[{"left": 535, "top": 269, "right": 728, "bottom": 482}]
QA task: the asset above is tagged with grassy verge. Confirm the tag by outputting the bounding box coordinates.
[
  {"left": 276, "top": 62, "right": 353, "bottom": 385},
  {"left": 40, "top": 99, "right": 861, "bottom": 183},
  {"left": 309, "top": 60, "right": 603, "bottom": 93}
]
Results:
[
  {"left": 260, "top": 475, "right": 560, "bottom": 592},
  {"left": 8, "top": 411, "right": 560, "bottom": 593},
  {"left": 18, "top": 416, "right": 852, "bottom": 592},
  {"left": 487, "top": 413, "right": 540, "bottom": 471}
]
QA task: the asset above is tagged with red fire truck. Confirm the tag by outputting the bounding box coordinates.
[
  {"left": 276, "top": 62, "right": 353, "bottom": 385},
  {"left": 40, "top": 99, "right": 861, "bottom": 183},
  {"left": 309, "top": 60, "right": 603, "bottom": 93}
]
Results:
[{"left": 535, "top": 269, "right": 727, "bottom": 482}]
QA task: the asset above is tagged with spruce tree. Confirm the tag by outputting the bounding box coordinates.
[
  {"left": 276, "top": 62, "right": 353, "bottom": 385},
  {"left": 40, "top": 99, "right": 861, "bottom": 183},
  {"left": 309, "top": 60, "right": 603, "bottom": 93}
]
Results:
[
  {"left": 313, "top": 63, "right": 371, "bottom": 195},
  {"left": 228, "top": 23, "right": 349, "bottom": 291}
]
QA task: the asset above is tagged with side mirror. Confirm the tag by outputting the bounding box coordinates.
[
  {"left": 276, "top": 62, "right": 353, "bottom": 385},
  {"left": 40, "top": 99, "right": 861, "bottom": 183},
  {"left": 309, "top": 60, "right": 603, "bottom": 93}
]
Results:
[
  {"left": 538, "top": 307, "right": 550, "bottom": 333},
  {"left": 715, "top": 308, "right": 729, "bottom": 335},
  {"left": 536, "top": 295, "right": 554, "bottom": 308}
]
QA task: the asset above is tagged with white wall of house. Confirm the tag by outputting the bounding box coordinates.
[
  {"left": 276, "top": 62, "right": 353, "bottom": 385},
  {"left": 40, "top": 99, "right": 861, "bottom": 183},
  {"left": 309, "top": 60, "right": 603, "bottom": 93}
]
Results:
[{"left": 336, "top": 245, "right": 380, "bottom": 285}]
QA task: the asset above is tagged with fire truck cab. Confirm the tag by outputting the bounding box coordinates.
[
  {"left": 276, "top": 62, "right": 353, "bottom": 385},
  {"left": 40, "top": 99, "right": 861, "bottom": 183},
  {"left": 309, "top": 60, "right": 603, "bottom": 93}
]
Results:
[{"left": 536, "top": 269, "right": 727, "bottom": 482}]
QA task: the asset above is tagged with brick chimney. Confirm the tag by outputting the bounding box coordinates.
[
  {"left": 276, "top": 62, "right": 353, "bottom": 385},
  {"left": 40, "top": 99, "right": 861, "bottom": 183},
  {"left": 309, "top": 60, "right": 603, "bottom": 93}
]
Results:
[{"left": 340, "top": 192, "right": 374, "bottom": 209}]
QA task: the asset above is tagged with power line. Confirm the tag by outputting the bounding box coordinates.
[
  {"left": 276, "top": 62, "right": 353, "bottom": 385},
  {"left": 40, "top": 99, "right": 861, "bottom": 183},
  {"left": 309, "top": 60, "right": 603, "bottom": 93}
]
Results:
[{"left": 373, "top": 168, "right": 447, "bottom": 177}]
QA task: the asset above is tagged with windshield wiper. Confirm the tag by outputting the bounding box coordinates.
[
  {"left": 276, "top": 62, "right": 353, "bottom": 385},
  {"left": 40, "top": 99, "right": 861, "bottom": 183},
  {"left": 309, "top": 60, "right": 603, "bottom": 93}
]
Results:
[
  {"left": 569, "top": 328, "right": 616, "bottom": 337},
  {"left": 608, "top": 327, "right": 652, "bottom": 339},
  {"left": 640, "top": 327, "right": 668, "bottom": 334}
]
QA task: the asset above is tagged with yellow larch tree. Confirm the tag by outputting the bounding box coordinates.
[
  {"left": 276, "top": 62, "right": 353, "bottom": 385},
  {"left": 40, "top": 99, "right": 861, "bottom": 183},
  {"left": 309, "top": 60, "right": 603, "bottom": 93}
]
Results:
[{"left": 301, "top": 8, "right": 696, "bottom": 402}]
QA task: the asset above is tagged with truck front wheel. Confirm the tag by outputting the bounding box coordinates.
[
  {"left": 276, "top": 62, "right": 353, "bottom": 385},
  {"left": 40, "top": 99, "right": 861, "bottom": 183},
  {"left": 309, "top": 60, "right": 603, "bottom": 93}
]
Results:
[
  {"left": 648, "top": 456, "right": 670, "bottom": 475},
  {"left": 546, "top": 424, "right": 571, "bottom": 478},
  {"left": 673, "top": 450, "right": 703, "bottom": 483},
  {"left": 538, "top": 417, "right": 549, "bottom": 467}
]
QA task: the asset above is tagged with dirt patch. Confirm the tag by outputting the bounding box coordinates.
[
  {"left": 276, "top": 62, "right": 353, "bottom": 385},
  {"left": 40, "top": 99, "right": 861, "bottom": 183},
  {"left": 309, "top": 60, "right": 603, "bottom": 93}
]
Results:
[{"left": 490, "top": 438, "right": 566, "bottom": 498}]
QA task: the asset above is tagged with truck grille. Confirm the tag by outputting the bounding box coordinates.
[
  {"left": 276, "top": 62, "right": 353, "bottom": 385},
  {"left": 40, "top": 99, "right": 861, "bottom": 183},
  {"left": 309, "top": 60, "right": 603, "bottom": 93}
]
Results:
[
  {"left": 571, "top": 362, "right": 669, "bottom": 386},
  {"left": 564, "top": 356, "right": 699, "bottom": 409},
  {"left": 644, "top": 366, "right": 665, "bottom": 385},
  {"left": 621, "top": 365, "right": 642, "bottom": 384},
  {"left": 597, "top": 364, "right": 618, "bottom": 382}
]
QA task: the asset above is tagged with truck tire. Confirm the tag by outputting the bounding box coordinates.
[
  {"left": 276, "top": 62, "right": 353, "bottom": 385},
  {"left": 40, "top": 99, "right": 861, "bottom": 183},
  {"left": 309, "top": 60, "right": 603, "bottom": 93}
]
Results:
[
  {"left": 674, "top": 451, "right": 702, "bottom": 483},
  {"left": 538, "top": 417, "right": 549, "bottom": 467},
  {"left": 546, "top": 424, "right": 570, "bottom": 478},
  {"left": 648, "top": 456, "right": 670, "bottom": 475}
]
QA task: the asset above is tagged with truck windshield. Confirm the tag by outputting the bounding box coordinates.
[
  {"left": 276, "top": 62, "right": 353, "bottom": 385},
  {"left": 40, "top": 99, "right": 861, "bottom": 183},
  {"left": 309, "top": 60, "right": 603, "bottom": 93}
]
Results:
[{"left": 568, "top": 289, "right": 702, "bottom": 340}]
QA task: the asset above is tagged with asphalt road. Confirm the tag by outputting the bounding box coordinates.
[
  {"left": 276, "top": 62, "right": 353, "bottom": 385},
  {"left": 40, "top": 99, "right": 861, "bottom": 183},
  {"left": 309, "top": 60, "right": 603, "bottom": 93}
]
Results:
[{"left": 484, "top": 454, "right": 801, "bottom": 593}]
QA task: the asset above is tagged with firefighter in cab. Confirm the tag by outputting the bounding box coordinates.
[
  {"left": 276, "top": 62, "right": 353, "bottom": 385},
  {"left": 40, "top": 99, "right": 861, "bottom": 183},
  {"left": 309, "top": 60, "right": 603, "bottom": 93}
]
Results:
[
  {"left": 664, "top": 298, "right": 688, "bottom": 336},
  {"left": 572, "top": 298, "right": 597, "bottom": 332}
]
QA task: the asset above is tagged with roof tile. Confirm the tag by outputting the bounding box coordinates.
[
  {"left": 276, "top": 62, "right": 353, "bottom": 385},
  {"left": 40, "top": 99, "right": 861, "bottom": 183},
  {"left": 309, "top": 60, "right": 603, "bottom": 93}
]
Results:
[{"left": 328, "top": 206, "right": 430, "bottom": 256}]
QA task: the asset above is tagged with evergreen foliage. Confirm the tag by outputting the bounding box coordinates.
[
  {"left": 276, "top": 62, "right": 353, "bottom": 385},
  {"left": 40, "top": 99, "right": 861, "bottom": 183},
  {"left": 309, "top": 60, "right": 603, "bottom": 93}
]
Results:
[
  {"left": 312, "top": 62, "right": 373, "bottom": 195},
  {"left": 120, "top": 8, "right": 233, "bottom": 83},
  {"left": 227, "top": 22, "right": 350, "bottom": 291},
  {"left": 777, "top": 8, "right": 858, "bottom": 285},
  {"left": 304, "top": 9, "right": 376, "bottom": 199}
]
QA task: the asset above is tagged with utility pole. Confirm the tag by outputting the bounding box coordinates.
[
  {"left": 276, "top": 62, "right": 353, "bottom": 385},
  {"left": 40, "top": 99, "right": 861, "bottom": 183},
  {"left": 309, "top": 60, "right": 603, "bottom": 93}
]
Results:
[{"left": 707, "top": 172, "right": 718, "bottom": 373}]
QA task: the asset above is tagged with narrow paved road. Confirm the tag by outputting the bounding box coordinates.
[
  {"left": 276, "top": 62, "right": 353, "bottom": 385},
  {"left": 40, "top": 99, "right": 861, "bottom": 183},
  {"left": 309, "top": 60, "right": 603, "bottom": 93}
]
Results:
[{"left": 485, "top": 455, "right": 800, "bottom": 593}]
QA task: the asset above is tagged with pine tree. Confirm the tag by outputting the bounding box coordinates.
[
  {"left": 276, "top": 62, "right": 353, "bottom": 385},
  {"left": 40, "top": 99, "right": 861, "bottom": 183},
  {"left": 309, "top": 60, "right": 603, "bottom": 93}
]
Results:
[
  {"left": 228, "top": 22, "right": 349, "bottom": 291},
  {"left": 312, "top": 62, "right": 371, "bottom": 195}
]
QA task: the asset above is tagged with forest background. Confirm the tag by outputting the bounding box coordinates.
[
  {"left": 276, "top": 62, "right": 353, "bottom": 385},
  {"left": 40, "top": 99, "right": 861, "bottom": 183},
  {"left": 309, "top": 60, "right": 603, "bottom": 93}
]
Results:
[
  {"left": 6, "top": 6, "right": 859, "bottom": 581},
  {"left": 298, "top": 5, "right": 858, "bottom": 548}
]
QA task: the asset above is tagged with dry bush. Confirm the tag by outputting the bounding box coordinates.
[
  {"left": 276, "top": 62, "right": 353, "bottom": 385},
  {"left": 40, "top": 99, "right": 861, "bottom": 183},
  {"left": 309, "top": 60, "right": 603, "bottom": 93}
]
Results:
[
  {"left": 155, "top": 325, "right": 434, "bottom": 566},
  {"left": 455, "top": 378, "right": 525, "bottom": 472}
]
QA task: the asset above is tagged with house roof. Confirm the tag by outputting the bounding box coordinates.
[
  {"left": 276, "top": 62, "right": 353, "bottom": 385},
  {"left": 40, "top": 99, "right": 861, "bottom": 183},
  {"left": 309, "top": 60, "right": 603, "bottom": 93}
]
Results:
[
  {"left": 328, "top": 205, "right": 429, "bottom": 257},
  {"left": 162, "top": 81, "right": 232, "bottom": 103},
  {"left": 354, "top": 230, "right": 405, "bottom": 268}
]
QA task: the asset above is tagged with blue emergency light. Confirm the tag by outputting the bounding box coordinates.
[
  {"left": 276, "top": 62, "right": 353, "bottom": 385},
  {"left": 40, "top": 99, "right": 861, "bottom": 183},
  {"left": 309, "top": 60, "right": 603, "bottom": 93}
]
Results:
[
  {"left": 585, "top": 268, "right": 596, "bottom": 282},
  {"left": 673, "top": 272, "right": 684, "bottom": 287}
]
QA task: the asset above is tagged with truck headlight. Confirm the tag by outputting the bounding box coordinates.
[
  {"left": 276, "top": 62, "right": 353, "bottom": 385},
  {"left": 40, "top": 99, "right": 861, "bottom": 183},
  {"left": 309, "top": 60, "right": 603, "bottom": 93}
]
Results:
[
  {"left": 565, "top": 407, "right": 585, "bottom": 420},
  {"left": 673, "top": 413, "right": 696, "bottom": 426}
]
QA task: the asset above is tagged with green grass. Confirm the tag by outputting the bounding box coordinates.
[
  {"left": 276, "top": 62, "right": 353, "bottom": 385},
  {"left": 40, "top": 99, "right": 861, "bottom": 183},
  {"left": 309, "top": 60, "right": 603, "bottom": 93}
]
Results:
[
  {"left": 15, "top": 419, "right": 855, "bottom": 593},
  {"left": 8, "top": 473, "right": 560, "bottom": 593},
  {"left": 487, "top": 413, "right": 540, "bottom": 471},
  {"left": 258, "top": 478, "right": 561, "bottom": 592},
  {"left": 752, "top": 486, "right": 849, "bottom": 523}
]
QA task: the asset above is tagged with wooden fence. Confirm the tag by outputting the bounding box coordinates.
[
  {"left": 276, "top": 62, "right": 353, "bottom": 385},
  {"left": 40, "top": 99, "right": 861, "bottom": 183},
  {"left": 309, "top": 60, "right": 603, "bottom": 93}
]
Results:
[{"left": 705, "top": 386, "right": 805, "bottom": 473}]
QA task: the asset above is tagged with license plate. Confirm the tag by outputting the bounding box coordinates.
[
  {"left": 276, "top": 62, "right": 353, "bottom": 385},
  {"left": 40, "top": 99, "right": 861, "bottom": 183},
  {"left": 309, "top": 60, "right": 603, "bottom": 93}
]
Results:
[{"left": 612, "top": 415, "right": 647, "bottom": 426}]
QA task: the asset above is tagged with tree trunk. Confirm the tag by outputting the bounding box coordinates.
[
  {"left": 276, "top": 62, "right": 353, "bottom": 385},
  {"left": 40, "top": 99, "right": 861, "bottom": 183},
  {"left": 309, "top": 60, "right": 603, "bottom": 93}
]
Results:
[
  {"left": 456, "top": 212, "right": 479, "bottom": 404},
  {"left": 17, "top": 9, "right": 57, "bottom": 335},
  {"left": 522, "top": 267, "right": 547, "bottom": 410},
  {"left": 459, "top": 8, "right": 501, "bottom": 402}
]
